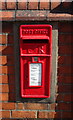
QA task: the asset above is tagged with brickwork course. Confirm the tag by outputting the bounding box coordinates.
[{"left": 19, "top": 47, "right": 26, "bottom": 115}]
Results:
[{"left": 0, "top": 0, "right": 73, "bottom": 119}]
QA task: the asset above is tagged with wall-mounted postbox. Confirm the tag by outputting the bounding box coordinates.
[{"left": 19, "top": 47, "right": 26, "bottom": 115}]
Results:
[{"left": 20, "top": 25, "right": 52, "bottom": 98}]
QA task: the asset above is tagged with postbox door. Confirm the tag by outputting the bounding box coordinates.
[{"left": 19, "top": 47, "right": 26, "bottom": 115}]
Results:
[{"left": 20, "top": 25, "right": 52, "bottom": 98}]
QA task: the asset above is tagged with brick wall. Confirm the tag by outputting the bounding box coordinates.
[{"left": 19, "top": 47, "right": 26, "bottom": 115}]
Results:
[
  {"left": 0, "top": 0, "right": 72, "bottom": 10},
  {"left": 57, "top": 22, "right": 73, "bottom": 118},
  {"left": 0, "top": 0, "right": 73, "bottom": 119},
  {"left": 0, "top": 1, "right": 73, "bottom": 21},
  {"left": 0, "top": 21, "right": 72, "bottom": 119}
]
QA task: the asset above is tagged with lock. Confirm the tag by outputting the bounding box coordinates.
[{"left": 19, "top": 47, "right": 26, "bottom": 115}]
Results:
[
  {"left": 20, "top": 25, "right": 52, "bottom": 98},
  {"left": 33, "top": 57, "right": 38, "bottom": 62}
]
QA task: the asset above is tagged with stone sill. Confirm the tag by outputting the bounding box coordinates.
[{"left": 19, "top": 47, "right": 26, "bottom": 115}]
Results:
[{"left": 0, "top": 10, "right": 73, "bottom": 21}]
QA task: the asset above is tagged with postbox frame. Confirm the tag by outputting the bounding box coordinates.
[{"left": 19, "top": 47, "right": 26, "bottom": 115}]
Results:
[{"left": 14, "top": 22, "right": 58, "bottom": 103}]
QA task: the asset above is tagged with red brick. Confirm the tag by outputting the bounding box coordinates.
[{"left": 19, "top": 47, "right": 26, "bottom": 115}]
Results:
[
  {"left": 8, "top": 75, "right": 15, "bottom": 84},
  {"left": 58, "top": 84, "right": 72, "bottom": 93},
  {"left": 0, "top": 84, "right": 9, "bottom": 93},
  {"left": 28, "top": 0, "right": 38, "bottom": 9},
  {"left": 0, "top": 75, "right": 8, "bottom": 84},
  {"left": 24, "top": 103, "right": 48, "bottom": 110},
  {"left": 59, "top": 34, "right": 73, "bottom": 44},
  {"left": 62, "top": 2, "right": 71, "bottom": 8},
  {"left": 12, "top": 111, "right": 36, "bottom": 118},
  {"left": 2, "top": 119, "right": 17, "bottom": 120},
  {"left": 17, "top": 103, "right": 24, "bottom": 109},
  {"left": 40, "top": 0, "right": 50, "bottom": 10},
  {"left": 0, "top": 66, "right": 15, "bottom": 74},
  {"left": 9, "top": 92, "right": 16, "bottom": 101},
  {"left": 7, "top": 35, "right": 14, "bottom": 44},
  {"left": 63, "top": 94, "right": 72, "bottom": 102},
  {"left": 0, "top": 34, "right": 7, "bottom": 44},
  {"left": 0, "top": 46, "right": 14, "bottom": 55},
  {"left": 0, "top": 102, "right": 2, "bottom": 109},
  {"left": 0, "top": 93, "right": 8, "bottom": 101},
  {"left": 9, "top": 84, "right": 16, "bottom": 93},
  {"left": 8, "top": 56, "right": 14, "bottom": 65},
  {"left": 6, "top": 0, "right": 16, "bottom": 9},
  {"left": 0, "top": 11, "right": 15, "bottom": 21},
  {"left": 0, "top": 56, "right": 14, "bottom": 65},
  {"left": 58, "top": 56, "right": 72, "bottom": 65},
  {"left": 7, "top": 56, "right": 14, "bottom": 65},
  {"left": 2, "top": 103, "right": 15, "bottom": 110},
  {"left": 56, "top": 93, "right": 64, "bottom": 102},
  {"left": 59, "top": 45, "right": 72, "bottom": 55},
  {"left": 62, "top": 112, "right": 72, "bottom": 118},
  {"left": 18, "top": 0, "right": 27, "bottom": 9},
  {"left": 0, "top": 56, "right": 6, "bottom": 65},
  {"left": 51, "top": 1, "right": 61, "bottom": 10},
  {"left": 57, "top": 103, "right": 72, "bottom": 111},
  {"left": 38, "top": 111, "right": 61, "bottom": 118},
  {"left": 0, "top": 0, "right": 5, "bottom": 10},
  {"left": 47, "top": 13, "right": 72, "bottom": 21},
  {"left": 2, "top": 23, "right": 13, "bottom": 33},
  {"left": 7, "top": 34, "right": 14, "bottom": 44},
  {"left": 49, "top": 103, "right": 57, "bottom": 110},
  {"left": 1, "top": 111, "right": 10, "bottom": 118},
  {"left": 58, "top": 66, "right": 72, "bottom": 74},
  {"left": 59, "top": 22, "right": 73, "bottom": 33},
  {"left": 58, "top": 75, "right": 73, "bottom": 84},
  {"left": 0, "top": 93, "right": 2, "bottom": 101}
]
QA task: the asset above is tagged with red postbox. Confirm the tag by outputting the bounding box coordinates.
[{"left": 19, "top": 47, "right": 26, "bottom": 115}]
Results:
[{"left": 20, "top": 25, "right": 52, "bottom": 98}]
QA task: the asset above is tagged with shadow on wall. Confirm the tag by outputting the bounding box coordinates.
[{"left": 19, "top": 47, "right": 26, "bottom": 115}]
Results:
[
  {"left": 54, "top": 22, "right": 73, "bottom": 119},
  {"left": 51, "top": 1, "right": 73, "bottom": 15},
  {"left": 1, "top": 48, "right": 16, "bottom": 102},
  {"left": 1, "top": 22, "right": 16, "bottom": 102}
]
